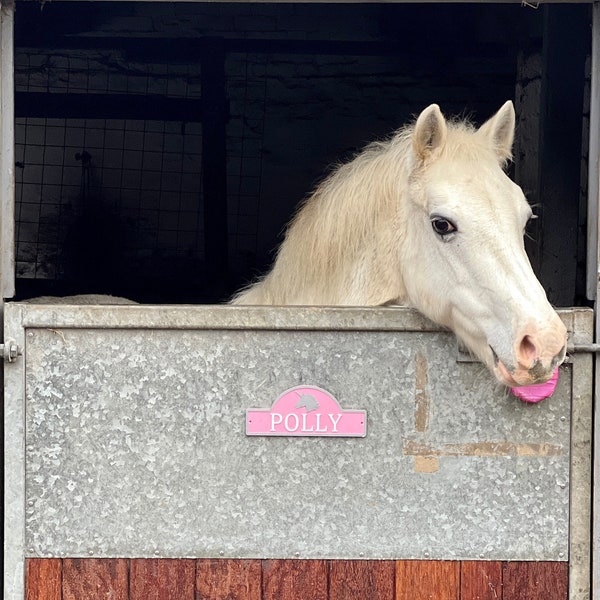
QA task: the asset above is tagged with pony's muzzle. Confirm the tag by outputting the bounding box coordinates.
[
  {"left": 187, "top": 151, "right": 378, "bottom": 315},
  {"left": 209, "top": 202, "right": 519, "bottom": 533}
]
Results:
[{"left": 495, "top": 326, "right": 568, "bottom": 387}]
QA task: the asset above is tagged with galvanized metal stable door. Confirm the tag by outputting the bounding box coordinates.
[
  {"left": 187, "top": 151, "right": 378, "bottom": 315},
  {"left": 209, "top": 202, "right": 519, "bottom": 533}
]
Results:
[{"left": 4, "top": 303, "right": 594, "bottom": 600}]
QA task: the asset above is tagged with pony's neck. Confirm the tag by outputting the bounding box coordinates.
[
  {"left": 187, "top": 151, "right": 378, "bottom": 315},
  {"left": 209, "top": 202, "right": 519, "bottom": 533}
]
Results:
[{"left": 260, "top": 132, "right": 413, "bottom": 305}]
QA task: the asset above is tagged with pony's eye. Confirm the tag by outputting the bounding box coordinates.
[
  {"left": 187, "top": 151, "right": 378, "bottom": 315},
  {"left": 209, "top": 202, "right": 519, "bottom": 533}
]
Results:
[{"left": 431, "top": 217, "right": 457, "bottom": 237}]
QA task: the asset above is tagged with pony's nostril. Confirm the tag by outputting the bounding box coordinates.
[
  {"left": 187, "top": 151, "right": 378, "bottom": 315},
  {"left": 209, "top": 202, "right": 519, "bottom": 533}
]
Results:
[{"left": 519, "top": 334, "right": 538, "bottom": 368}]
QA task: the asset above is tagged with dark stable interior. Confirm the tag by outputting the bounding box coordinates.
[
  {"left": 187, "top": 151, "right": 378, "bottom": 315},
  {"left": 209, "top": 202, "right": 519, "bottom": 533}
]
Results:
[{"left": 14, "top": 2, "right": 592, "bottom": 306}]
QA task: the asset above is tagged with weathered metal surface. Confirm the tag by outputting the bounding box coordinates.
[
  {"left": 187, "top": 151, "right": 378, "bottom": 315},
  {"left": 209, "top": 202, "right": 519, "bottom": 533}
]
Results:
[
  {"left": 0, "top": 1, "right": 14, "bottom": 299},
  {"left": 566, "top": 308, "right": 594, "bottom": 600},
  {"left": 4, "top": 304, "right": 590, "bottom": 566}
]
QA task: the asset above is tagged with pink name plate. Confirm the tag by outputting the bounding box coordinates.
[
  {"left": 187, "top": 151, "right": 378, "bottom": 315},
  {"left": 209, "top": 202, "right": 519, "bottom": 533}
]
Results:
[{"left": 246, "top": 385, "right": 367, "bottom": 437}]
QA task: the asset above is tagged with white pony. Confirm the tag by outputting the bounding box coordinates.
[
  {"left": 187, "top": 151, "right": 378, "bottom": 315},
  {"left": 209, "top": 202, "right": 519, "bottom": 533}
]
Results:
[{"left": 233, "top": 102, "right": 567, "bottom": 388}]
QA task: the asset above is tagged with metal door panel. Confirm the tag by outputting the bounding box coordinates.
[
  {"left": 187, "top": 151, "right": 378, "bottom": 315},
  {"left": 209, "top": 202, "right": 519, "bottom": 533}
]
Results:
[{"left": 4, "top": 304, "right": 593, "bottom": 600}]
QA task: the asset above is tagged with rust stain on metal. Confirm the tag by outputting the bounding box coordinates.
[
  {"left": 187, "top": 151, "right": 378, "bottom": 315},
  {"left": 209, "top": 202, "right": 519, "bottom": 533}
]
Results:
[
  {"left": 413, "top": 455, "right": 439, "bottom": 473},
  {"left": 403, "top": 440, "right": 564, "bottom": 458},
  {"left": 47, "top": 329, "right": 67, "bottom": 344},
  {"left": 414, "top": 352, "right": 430, "bottom": 433}
]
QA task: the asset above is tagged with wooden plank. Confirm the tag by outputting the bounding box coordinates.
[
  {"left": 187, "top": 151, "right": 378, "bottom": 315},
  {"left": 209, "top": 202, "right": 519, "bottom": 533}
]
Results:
[
  {"left": 262, "top": 559, "right": 327, "bottom": 600},
  {"left": 196, "top": 559, "right": 261, "bottom": 600},
  {"left": 26, "top": 559, "right": 62, "bottom": 600},
  {"left": 329, "top": 560, "right": 395, "bottom": 600},
  {"left": 396, "top": 560, "right": 460, "bottom": 600},
  {"left": 62, "top": 558, "right": 128, "bottom": 600},
  {"left": 460, "top": 561, "right": 503, "bottom": 600},
  {"left": 130, "top": 559, "right": 195, "bottom": 600},
  {"left": 503, "top": 562, "right": 568, "bottom": 600}
]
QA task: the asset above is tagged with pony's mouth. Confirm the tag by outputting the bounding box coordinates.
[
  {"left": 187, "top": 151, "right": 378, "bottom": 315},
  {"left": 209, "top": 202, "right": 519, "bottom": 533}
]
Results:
[{"left": 489, "top": 347, "right": 518, "bottom": 386}]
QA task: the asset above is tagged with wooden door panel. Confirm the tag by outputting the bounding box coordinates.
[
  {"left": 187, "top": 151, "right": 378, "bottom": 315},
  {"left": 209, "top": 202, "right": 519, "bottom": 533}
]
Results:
[
  {"left": 396, "top": 560, "right": 460, "bottom": 600},
  {"left": 25, "top": 558, "right": 569, "bottom": 600},
  {"left": 130, "top": 559, "right": 195, "bottom": 600},
  {"left": 62, "top": 559, "right": 128, "bottom": 600},
  {"left": 329, "top": 560, "right": 395, "bottom": 600},
  {"left": 262, "top": 559, "right": 328, "bottom": 600},
  {"left": 26, "top": 558, "right": 61, "bottom": 600},
  {"left": 503, "top": 562, "right": 568, "bottom": 600},
  {"left": 460, "top": 561, "right": 503, "bottom": 600},
  {"left": 196, "top": 559, "right": 262, "bottom": 600}
]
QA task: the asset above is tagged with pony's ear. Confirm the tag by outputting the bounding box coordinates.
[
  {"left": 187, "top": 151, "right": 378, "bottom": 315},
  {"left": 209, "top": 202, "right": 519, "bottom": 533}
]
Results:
[
  {"left": 478, "top": 100, "right": 515, "bottom": 164},
  {"left": 412, "top": 104, "right": 447, "bottom": 161}
]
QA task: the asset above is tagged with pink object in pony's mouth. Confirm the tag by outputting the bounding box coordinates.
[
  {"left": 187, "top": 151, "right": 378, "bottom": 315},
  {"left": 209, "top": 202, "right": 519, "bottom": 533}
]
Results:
[{"left": 510, "top": 368, "right": 559, "bottom": 404}]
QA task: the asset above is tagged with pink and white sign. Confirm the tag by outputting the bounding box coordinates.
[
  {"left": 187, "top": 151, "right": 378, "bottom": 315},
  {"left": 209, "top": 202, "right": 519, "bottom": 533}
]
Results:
[{"left": 246, "top": 385, "right": 367, "bottom": 437}]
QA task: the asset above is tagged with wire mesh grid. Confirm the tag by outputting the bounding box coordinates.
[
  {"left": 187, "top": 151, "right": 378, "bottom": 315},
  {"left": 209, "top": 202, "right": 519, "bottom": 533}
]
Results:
[
  {"left": 15, "top": 116, "right": 203, "bottom": 284},
  {"left": 226, "top": 52, "right": 268, "bottom": 280},
  {"left": 14, "top": 49, "right": 207, "bottom": 294}
]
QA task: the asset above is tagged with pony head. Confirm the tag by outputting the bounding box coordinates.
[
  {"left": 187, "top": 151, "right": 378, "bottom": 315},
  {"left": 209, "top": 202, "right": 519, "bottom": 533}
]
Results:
[{"left": 402, "top": 101, "right": 567, "bottom": 387}]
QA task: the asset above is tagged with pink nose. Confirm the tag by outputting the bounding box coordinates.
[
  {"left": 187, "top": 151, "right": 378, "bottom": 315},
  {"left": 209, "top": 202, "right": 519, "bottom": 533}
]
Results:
[{"left": 511, "top": 328, "right": 567, "bottom": 385}]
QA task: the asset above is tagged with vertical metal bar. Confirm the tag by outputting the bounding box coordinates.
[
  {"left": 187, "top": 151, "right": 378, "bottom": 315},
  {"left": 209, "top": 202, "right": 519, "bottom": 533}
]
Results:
[
  {"left": 569, "top": 310, "right": 594, "bottom": 600},
  {"left": 0, "top": 0, "right": 14, "bottom": 300},
  {"left": 588, "top": 2, "right": 600, "bottom": 302},
  {"left": 1, "top": 3, "right": 18, "bottom": 600},
  {"left": 592, "top": 5, "right": 600, "bottom": 599},
  {"left": 3, "top": 305, "right": 26, "bottom": 600}
]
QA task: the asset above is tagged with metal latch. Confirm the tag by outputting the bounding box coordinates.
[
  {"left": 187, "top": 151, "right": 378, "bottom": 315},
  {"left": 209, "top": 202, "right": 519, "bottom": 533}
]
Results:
[
  {"left": 457, "top": 340, "right": 600, "bottom": 363},
  {"left": 1, "top": 339, "right": 21, "bottom": 362},
  {"left": 567, "top": 343, "right": 600, "bottom": 354}
]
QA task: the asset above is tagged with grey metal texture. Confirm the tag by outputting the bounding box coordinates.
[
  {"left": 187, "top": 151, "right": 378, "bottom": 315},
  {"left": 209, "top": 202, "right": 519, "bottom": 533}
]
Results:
[
  {"left": 3, "top": 305, "right": 593, "bottom": 588},
  {"left": 593, "top": 5, "right": 600, "bottom": 600},
  {"left": 0, "top": 1, "right": 15, "bottom": 300},
  {"left": 587, "top": 0, "right": 600, "bottom": 301}
]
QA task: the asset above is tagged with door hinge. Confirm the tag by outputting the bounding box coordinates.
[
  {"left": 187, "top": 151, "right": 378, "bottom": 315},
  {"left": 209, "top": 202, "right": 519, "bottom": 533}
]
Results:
[{"left": 1, "top": 338, "right": 21, "bottom": 362}]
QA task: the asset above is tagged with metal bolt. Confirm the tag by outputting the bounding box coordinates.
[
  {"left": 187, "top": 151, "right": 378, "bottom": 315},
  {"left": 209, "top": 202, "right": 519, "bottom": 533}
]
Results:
[{"left": 2, "top": 340, "right": 20, "bottom": 362}]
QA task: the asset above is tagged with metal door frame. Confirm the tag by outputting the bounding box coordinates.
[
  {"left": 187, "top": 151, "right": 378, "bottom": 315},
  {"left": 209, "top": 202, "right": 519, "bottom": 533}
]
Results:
[
  {"left": 0, "top": 0, "right": 14, "bottom": 302},
  {"left": 1, "top": 2, "right": 600, "bottom": 600},
  {"left": 591, "top": 3, "right": 600, "bottom": 599}
]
